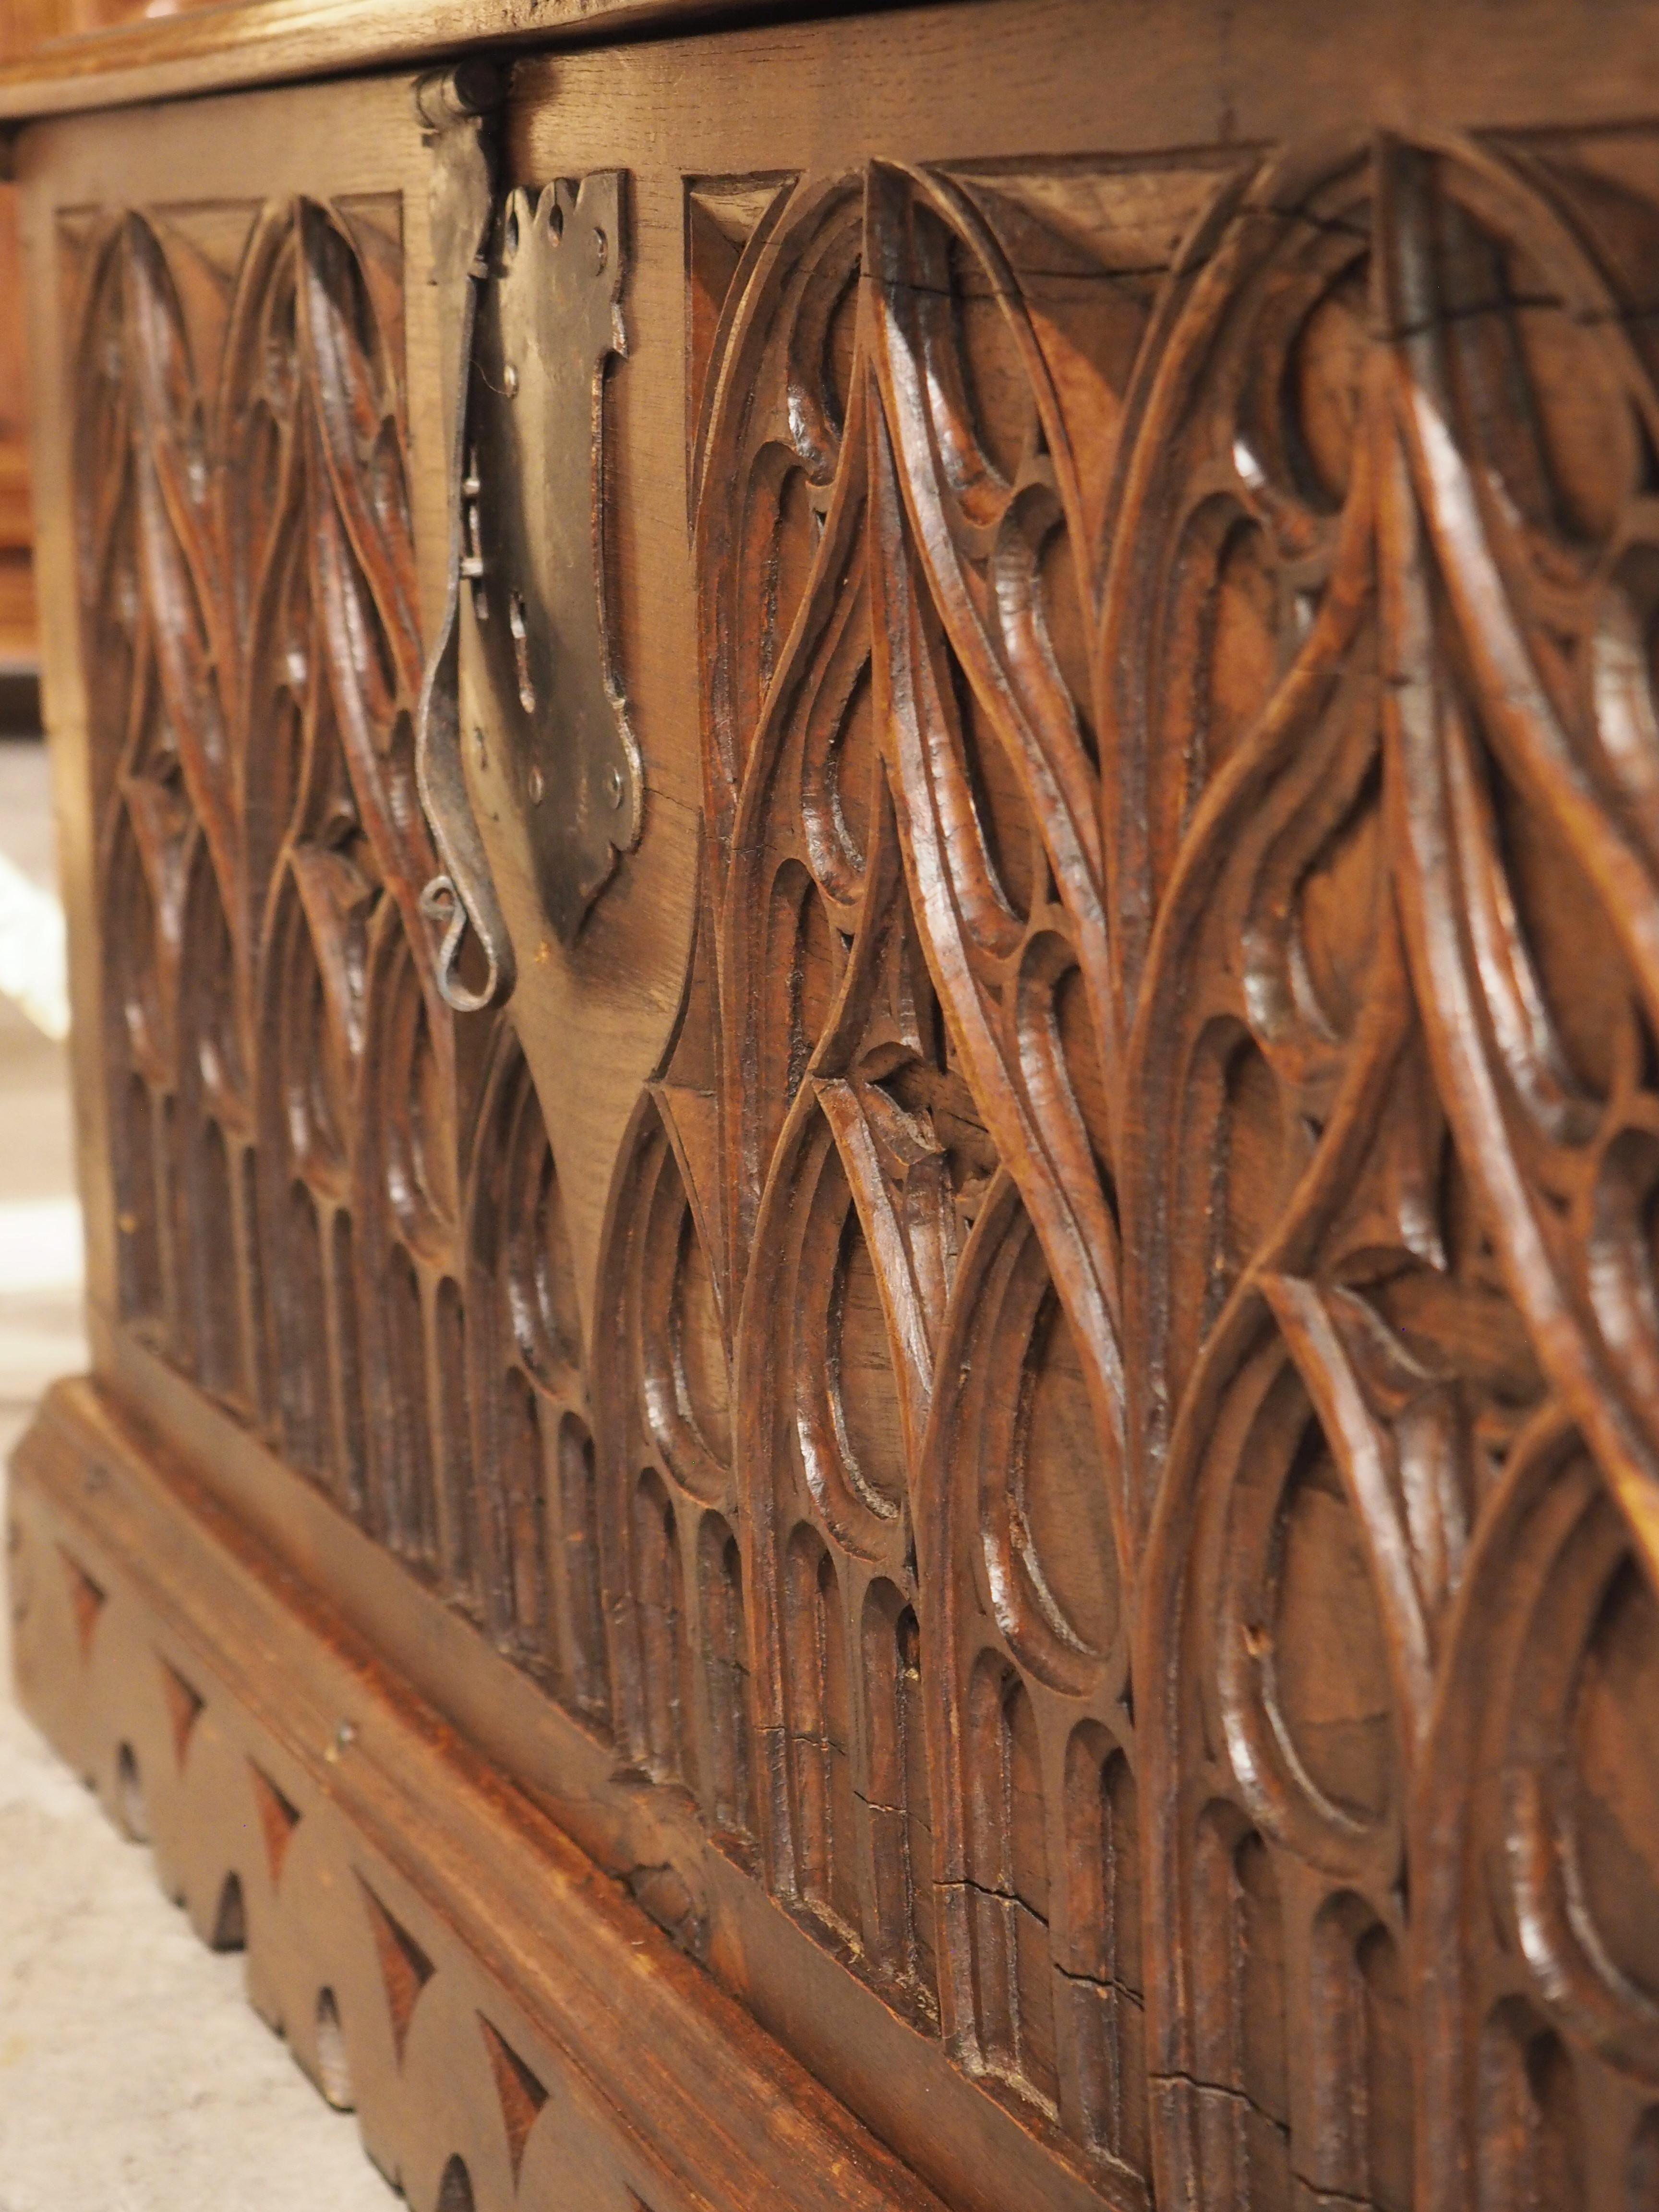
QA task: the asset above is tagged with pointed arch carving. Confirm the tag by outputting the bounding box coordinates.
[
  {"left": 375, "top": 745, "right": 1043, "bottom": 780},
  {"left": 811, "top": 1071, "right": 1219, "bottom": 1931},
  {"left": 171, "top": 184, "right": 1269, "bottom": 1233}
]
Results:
[
  {"left": 671, "top": 136, "right": 1659, "bottom": 2206},
  {"left": 62, "top": 119, "right": 1659, "bottom": 2212},
  {"left": 73, "top": 193, "right": 488, "bottom": 1614}
]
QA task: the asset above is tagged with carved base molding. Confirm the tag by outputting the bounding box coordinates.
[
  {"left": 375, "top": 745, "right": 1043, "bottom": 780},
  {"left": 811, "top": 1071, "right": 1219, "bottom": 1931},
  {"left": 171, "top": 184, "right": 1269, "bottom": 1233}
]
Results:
[{"left": 5, "top": 1378, "right": 940, "bottom": 2212}]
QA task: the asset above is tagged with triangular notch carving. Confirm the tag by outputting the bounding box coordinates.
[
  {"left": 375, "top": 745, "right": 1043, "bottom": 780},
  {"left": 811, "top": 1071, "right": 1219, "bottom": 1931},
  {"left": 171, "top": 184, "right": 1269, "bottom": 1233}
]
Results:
[
  {"left": 247, "top": 1760, "right": 301, "bottom": 1885},
  {"left": 359, "top": 1877, "right": 436, "bottom": 2062},
  {"left": 435, "top": 2156, "right": 474, "bottom": 2212},
  {"left": 158, "top": 1657, "right": 205, "bottom": 1767},
  {"left": 478, "top": 2014, "right": 549, "bottom": 2181},
  {"left": 59, "top": 1549, "right": 105, "bottom": 1656},
  {"left": 685, "top": 172, "right": 797, "bottom": 476}
]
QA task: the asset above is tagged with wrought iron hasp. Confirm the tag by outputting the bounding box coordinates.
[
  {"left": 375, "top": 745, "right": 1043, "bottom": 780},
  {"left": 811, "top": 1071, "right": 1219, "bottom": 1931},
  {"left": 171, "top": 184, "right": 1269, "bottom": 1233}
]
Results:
[{"left": 460, "top": 174, "right": 640, "bottom": 950}]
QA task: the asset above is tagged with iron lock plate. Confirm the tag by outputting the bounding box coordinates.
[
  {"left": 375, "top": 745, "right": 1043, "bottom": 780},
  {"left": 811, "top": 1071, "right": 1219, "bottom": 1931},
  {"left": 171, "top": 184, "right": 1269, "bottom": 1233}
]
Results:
[{"left": 458, "top": 174, "right": 641, "bottom": 950}]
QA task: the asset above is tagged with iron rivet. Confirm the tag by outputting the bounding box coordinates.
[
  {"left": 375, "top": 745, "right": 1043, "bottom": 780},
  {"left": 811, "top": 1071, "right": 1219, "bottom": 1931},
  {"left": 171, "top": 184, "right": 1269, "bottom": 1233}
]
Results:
[
  {"left": 503, "top": 362, "right": 519, "bottom": 398},
  {"left": 606, "top": 764, "right": 625, "bottom": 807},
  {"left": 527, "top": 764, "right": 545, "bottom": 805}
]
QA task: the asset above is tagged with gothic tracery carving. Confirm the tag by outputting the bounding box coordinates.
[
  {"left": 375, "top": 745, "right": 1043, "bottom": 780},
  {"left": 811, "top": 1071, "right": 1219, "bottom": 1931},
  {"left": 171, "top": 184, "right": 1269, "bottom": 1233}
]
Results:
[
  {"left": 68, "top": 128, "right": 1659, "bottom": 2212},
  {"left": 72, "top": 194, "right": 608, "bottom": 1731},
  {"left": 658, "top": 137, "right": 1659, "bottom": 2207}
]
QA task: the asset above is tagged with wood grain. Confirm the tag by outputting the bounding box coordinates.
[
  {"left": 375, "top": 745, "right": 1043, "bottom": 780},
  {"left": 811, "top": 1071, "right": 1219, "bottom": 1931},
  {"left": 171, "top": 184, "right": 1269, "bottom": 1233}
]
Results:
[
  {"left": 10, "top": 1377, "right": 947, "bottom": 2212},
  {"left": 0, "top": 0, "right": 802, "bottom": 121},
  {"left": 14, "top": 11, "right": 1659, "bottom": 2212}
]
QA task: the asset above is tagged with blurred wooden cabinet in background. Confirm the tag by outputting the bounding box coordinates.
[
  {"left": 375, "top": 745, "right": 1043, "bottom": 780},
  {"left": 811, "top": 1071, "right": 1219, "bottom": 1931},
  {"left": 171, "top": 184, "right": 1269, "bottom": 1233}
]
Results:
[
  {"left": 0, "top": 174, "right": 35, "bottom": 696},
  {"left": 7, "top": 5, "right": 1659, "bottom": 2212}
]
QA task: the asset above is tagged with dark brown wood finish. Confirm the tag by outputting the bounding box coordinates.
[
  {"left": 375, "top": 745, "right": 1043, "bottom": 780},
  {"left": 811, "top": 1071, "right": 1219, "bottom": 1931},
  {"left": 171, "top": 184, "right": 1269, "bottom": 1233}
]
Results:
[{"left": 11, "top": 7, "right": 1659, "bottom": 2212}]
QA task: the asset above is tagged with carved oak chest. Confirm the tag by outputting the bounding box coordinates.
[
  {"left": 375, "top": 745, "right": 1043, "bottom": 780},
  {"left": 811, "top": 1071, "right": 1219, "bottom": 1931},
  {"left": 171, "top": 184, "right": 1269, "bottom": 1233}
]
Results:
[{"left": 6, "top": 3, "right": 1659, "bottom": 2208}]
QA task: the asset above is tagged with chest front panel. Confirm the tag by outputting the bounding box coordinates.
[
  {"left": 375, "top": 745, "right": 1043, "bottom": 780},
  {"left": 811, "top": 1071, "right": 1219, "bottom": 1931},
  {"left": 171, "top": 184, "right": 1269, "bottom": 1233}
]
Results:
[{"left": 13, "top": 12, "right": 1659, "bottom": 2212}]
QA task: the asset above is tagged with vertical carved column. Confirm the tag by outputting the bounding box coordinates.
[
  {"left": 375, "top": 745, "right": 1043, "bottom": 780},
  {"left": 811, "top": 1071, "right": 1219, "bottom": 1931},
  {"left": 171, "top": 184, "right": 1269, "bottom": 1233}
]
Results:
[{"left": 672, "top": 157, "right": 1159, "bottom": 2179}]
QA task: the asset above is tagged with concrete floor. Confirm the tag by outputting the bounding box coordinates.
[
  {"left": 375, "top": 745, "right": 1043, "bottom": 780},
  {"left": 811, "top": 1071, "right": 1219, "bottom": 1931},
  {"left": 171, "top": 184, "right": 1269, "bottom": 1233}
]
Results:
[{"left": 0, "top": 737, "right": 394, "bottom": 2210}]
